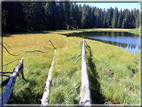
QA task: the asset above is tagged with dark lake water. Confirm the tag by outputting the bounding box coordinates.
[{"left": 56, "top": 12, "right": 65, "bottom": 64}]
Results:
[{"left": 65, "top": 31, "right": 140, "bottom": 54}]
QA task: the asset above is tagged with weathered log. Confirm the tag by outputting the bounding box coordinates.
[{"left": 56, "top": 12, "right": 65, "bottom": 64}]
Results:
[
  {"left": 79, "top": 39, "right": 91, "bottom": 106},
  {"left": 41, "top": 49, "right": 56, "bottom": 106},
  {"left": 1, "top": 57, "right": 24, "bottom": 105}
]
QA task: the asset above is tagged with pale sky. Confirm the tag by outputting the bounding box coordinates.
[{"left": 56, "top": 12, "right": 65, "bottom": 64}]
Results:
[{"left": 77, "top": 3, "right": 140, "bottom": 11}]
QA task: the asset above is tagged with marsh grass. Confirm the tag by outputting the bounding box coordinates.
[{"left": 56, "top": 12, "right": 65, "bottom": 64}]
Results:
[
  {"left": 128, "top": 28, "right": 139, "bottom": 35},
  {"left": 2, "top": 29, "right": 140, "bottom": 104}
]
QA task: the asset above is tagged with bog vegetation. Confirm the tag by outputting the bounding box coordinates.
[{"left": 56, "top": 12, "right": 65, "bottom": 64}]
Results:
[
  {"left": 2, "top": 29, "right": 140, "bottom": 105},
  {"left": 2, "top": 1, "right": 140, "bottom": 105}
]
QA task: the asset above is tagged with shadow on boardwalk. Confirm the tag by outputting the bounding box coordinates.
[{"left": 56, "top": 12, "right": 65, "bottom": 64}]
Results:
[{"left": 86, "top": 44, "right": 105, "bottom": 104}]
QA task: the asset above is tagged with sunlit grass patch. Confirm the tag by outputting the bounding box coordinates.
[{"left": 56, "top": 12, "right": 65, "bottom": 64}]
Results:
[{"left": 2, "top": 29, "right": 140, "bottom": 104}]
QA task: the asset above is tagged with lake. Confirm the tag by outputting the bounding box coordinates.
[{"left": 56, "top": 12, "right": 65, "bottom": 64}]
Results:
[{"left": 65, "top": 31, "right": 140, "bottom": 54}]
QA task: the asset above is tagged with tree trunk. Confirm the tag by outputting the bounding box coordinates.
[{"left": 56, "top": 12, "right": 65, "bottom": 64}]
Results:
[
  {"left": 79, "top": 39, "right": 91, "bottom": 106},
  {"left": 41, "top": 49, "right": 56, "bottom": 106},
  {"left": 1, "top": 57, "right": 23, "bottom": 105}
]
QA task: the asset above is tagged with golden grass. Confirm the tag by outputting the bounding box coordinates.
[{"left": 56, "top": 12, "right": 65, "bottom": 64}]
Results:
[{"left": 2, "top": 29, "right": 140, "bottom": 104}]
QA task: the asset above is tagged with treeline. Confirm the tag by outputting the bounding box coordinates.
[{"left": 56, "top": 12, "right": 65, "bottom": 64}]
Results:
[{"left": 2, "top": 2, "right": 141, "bottom": 33}]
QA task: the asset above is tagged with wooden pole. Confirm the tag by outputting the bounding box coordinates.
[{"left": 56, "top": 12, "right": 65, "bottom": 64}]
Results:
[
  {"left": 1, "top": 57, "right": 23, "bottom": 105},
  {"left": 79, "top": 39, "right": 91, "bottom": 106},
  {"left": 41, "top": 49, "right": 56, "bottom": 106}
]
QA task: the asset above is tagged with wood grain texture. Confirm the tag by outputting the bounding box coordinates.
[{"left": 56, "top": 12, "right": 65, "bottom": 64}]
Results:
[
  {"left": 79, "top": 39, "right": 91, "bottom": 106},
  {"left": 41, "top": 49, "right": 56, "bottom": 106}
]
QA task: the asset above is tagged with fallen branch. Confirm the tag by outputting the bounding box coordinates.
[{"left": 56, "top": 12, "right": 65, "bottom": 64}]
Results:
[
  {"left": 85, "top": 51, "right": 91, "bottom": 53},
  {"left": 45, "top": 39, "right": 56, "bottom": 49},
  {"left": 67, "top": 84, "right": 81, "bottom": 97},
  {"left": 3, "top": 59, "right": 21, "bottom": 67},
  {"left": 1, "top": 43, "right": 44, "bottom": 56},
  {"left": 79, "top": 41, "right": 83, "bottom": 47},
  {"left": 1, "top": 43, "right": 20, "bottom": 56},
  {"left": 1, "top": 57, "right": 24, "bottom": 105},
  {"left": 0, "top": 72, "right": 13, "bottom": 74},
  {"left": 74, "top": 56, "right": 82, "bottom": 65},
  {"left": 77, "top": 52, "right": 82, "bottom": 58},
  {"left": 24, "top": 50, "right": 44, "bottom": 54},
  {"left": 3, "top": 42, "right": 11, "bottom": 49},
  {"left": 75, "top": 84, "right": 81, "bottom": 89}
]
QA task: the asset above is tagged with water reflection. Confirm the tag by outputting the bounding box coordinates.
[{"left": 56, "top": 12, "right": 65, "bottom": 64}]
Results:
[
  {"left": 93, "top": 39, "right": 140, "bottom": 54},
  {"left": 65, "top": 31, "right": 140, "bottom": 54}
]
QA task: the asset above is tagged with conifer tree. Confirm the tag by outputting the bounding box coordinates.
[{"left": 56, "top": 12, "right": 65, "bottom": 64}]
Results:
[
  {"left": 112, "top": 7, "right": 118, "bottom": 28},
  {"left": 63, "top": 1, "right": 71, "bottom": 29},
  {"left": 136, "top": 12, "right": 139, "bottom": 28}
]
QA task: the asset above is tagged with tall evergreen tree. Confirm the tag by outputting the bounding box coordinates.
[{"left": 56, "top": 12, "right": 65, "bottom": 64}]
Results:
[
  {"left": 131, "top": 10, "right": 135, "bottom": 28},
  {"left": 70, "top": 3, "right": 76, "bottom": 28},
  {"left": 136, "top": 12, "right": 139, "bottom": 28},
  {"left": 112, "top": 7, "right": 118, "bottom": 28},
  {"left": 3, "top": 2, "right": 26, "bottom": 32},
  {"left": 2, "top": 2, "right": 140, "bottom": 33},
  {"left": 100, "top": 9, "right": 104, "bottom": 28},
  {"left": 81, "top": 4, "right": 87, "bottom": 28},
  {"left": 95, "top": 8, "right": 101, "bottom": 28},
  {"left": 22, "top": 2, "right": 34, "bottom": 31},
  {"left": 63, "top": 2, "right": 71, "bottom": 29},
  {"left": 32, "top": 3, "right": 46, "bottom": 31},
  {"left": 78, "top": 4, "right": 82, "bottom": 28},
  {"left": 117, "top": 9, "right": 123, "bottom": 28},
  {"left": 2, "top": 9, "right": 7, "bottom": 32},
  {"left": 44, "top": 2, "right": 56, "bottom": 30},
  {"left": 106, "top": 7, "right": 114, "bottom": 28},
  {"left": 122, "top": 9, "right": 133, "bottom": 28},
  {"left": 102, "top": 8, "right": 107, "bottom": 28},
  {"left": 90, "top": 7, "right": 95, "bottom": 28},
  {"left": 86, "top": 5, "right": 92, "bottom": 28},
  {"left": 73, "top": 3, "right": 80, "bottom": 29},
  {"left": 55, "top": 2, "right": 65, "bottom": 29}
]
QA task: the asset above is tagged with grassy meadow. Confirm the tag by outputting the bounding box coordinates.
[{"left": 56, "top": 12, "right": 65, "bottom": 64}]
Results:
[{"left": 2, "top": 28, "right": 140, "bottom": 105}]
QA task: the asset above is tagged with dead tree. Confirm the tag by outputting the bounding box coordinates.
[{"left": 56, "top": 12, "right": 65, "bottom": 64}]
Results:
[
  {"left": 41, "top": 40, "right": 56, "bottom": 106},
  {"left": 75, "top": 39, "right": 92, "bottom": 106},
  {"left": 1, "top": 57, "right": 24, "bottom": 105}
]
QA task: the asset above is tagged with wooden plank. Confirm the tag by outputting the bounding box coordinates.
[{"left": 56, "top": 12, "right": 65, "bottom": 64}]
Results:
[
  {"left": 41, "top": 49, "right": 56, "bottom": 106},
  {"left": 1, "top": 57, "right": 24, "bottom": 105},
  {"left": 79, "top": 39, "right": 91, "bottom": 106}
]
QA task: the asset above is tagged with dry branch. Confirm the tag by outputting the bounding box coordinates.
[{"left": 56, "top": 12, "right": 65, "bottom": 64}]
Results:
[
  {"left": 74, "top": 56, "right": 82, "bottom": 65},
  {"left": 77, "top": 52, "right": 82, "bottom": 58},
  {"left": 1, "top": 57, "right": 24, "bottom": 105},
  {"left": 45, "top": 39, "right": 56, "bottom": 49},
  {"left": 1, "top": 43, "right": 44, "bottom": 56},
  {"left": 75, "top": 84, "right": 81, "bottom": 89},
  {"left": 79, "top": 39, "right": 91, "bottom": 106},
  {"left": 3, "top": 59, "right": 21, "bottom": 67},
  {"left": 67, "top": 84, "right": 81, "bottom": 97},
  {"left": 23, "top": 50, "right": 44, "bottom": 55},
  {"left": 3, "top": 42, "right": 11, "bottom": 49},
  {"left": 0, "top": 72, "right": 13, "bottom": 74}
]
